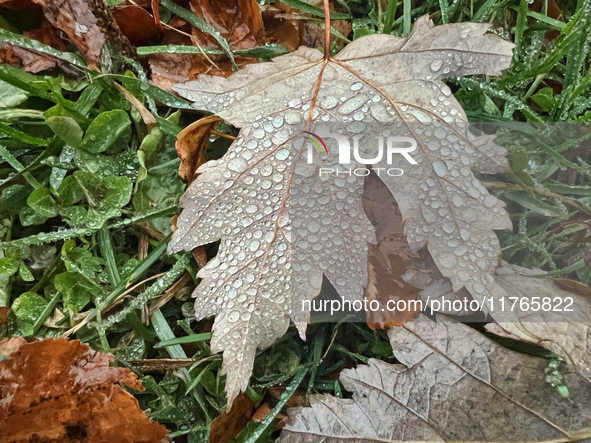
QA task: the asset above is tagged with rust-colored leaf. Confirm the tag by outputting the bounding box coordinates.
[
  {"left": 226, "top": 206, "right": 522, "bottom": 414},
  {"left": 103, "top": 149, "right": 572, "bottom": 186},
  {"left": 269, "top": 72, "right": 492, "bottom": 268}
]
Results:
[
  {"left": 112, "top": 5, "right": 163, "bottom": 46},
  {"left": 362, "top": 171, "right": 421, "bottom": 330},
  {"left": 176, "top": 115, "right": 222, "bottom": 183},
  {"left": 209, "top": 393, "right": 255, "bottom": 443},
  {"left": 31, "top": 0, "right": 106, "bottom": 68},
  {"left": 0, "top": 338, "right": 170, "bottom": 443},
  {"left": 24, "top": 16, "right": 69, "bottom": 51}
]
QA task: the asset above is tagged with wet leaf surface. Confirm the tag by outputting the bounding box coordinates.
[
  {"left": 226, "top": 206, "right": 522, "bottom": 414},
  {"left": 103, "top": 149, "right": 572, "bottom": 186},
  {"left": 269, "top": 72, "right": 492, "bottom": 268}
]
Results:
[{"left": 170, "top": 16, "right": 515, "bottom": 407}]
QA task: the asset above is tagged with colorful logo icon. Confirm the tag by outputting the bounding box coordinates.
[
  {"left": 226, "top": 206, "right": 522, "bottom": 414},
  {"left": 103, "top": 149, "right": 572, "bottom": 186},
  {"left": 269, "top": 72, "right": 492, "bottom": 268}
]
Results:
[{"left": 302, "top": 131, "right": 328, "bottom": 155}]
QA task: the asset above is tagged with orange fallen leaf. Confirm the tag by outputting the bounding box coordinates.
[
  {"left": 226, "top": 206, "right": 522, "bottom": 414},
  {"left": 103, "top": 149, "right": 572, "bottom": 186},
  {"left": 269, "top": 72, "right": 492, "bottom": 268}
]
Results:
[
  {"left": 209, "top": 393, "right": 255, "bottom": 443},
  {"left": 113, "top": 5, "right": 163, "bottom": 46},
  {"left": 0, "top": 338, "right": 170, "bottom": 443},
  {"left": 189, "top": 0, "right": 263, "bottom": 50}
]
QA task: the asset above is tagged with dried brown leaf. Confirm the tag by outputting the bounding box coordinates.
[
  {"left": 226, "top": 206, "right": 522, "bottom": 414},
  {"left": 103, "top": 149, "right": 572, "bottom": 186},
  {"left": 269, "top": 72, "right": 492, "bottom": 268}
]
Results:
[
  {"left": 484, "top": 263, "right": 591, "bottom": 384},
  {"left": 112, "top": 5, "right": 163, "bottom": 46},
  {"left": 261, "top": 5, "right": 302, "bottom": 52},
  {"left": 0, "top": 338, "right": 170, "bottom": 443},
  {"left": 189, "top": 0, "right": 263, "bottom": 50},
  {"left": 209, "top": 392, "right": 255, "bottom": 443}
]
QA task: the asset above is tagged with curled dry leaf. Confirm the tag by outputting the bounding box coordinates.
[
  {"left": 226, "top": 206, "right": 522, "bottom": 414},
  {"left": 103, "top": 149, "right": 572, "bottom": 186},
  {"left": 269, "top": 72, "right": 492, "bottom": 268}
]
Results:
[
  {"left": 0, "top": 338, "right": 170, "bottom": 443},
  {"left": 176, "top": 115, "right": 223, "bottom": 183},
  {"left": 280, "top": 315, "right": 591, "bottom": 442},
  {"left": 170, "top": 16, "right": 515, "bottom": 407},
  {"left": 31, "top": 0, "right": 105, "bottom": 68}
]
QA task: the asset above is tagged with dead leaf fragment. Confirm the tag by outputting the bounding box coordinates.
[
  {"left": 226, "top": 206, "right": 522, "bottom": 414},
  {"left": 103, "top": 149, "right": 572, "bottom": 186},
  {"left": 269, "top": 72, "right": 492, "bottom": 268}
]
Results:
[
  {"left": 0, "top": 338, "right": 170, "bottom": 443},
  {"left": 484, "top": 263, "right": 591, "bottom": 384},
  {"left": 31, "top": 0, "right": 106, "bottom": 68},
  {"left": 362, "top": 170, "right": 421, "bottom": 329},
  {"left": 0, "top": 17, "right": 69, "bottom": 73},
  {"left": 0, "top": 337, "right": 26, "bottom": 359},
  {"left": 189, "top": 0, "right": 263, "bottom": 50},
  {"left": 261, "top": 5, "right": 302, "bottom": 52}
]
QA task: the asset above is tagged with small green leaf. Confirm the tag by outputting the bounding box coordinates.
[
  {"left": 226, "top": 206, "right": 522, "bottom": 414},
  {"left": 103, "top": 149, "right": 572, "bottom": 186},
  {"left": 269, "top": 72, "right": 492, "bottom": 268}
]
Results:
[
  {"left": 57, "top": 175, "right": 85, "bottom": 206},
  {"left": 18, "top": 262, "right": 35, "bottom": 281},
  {"left": 54, "top": 272, "right": 93, "bottom": 313},
  {"left": 0, "top": 79, "right": 27, "bottom": 108},
  {"left": 46, "top": 116, "right": 84, "bottom": 148},
  {"left": 102, "top": 176, "right": 133, "bottom": 210},
  {"left": 59, "top": 206, "right": 87, "bottom": 225},
  {"left": 74, "top": 170, "right": 106, "bottom": 206},
  {"left": 531, "top": 87, "right": 555, "bottom": 112},
  {"left": 19, "top": 206, "right": 48, "bottom": 226},
  {"left": 0, "top": 257, "right": 20, "bottom": 276},
  {"left": 27, "top": 188, "right": 58, "bottom": 218},
  {"left": 81, "top": 110, "right": 131, "bottom": 154},
  {"left": 12, "top": 291, "right": 48, "bottom": 323}
]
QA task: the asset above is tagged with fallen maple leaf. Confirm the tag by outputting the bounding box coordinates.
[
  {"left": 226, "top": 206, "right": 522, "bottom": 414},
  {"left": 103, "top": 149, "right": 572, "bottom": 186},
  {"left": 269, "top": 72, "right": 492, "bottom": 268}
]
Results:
[
  {"left": 279, "top": 315, "right": 591, "bottom": 442},
  {"left": 0, "top": 338, "right": 170, "bottom": 443},
  {"left": 169, "top": 16, "right": 515, "bottom": 407}
]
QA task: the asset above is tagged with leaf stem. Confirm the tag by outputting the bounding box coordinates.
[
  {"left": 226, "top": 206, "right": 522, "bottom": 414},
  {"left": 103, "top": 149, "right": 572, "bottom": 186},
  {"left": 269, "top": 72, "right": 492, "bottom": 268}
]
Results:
[{"left": 324, "top": 0, "right": 331, "bottom": 58}]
